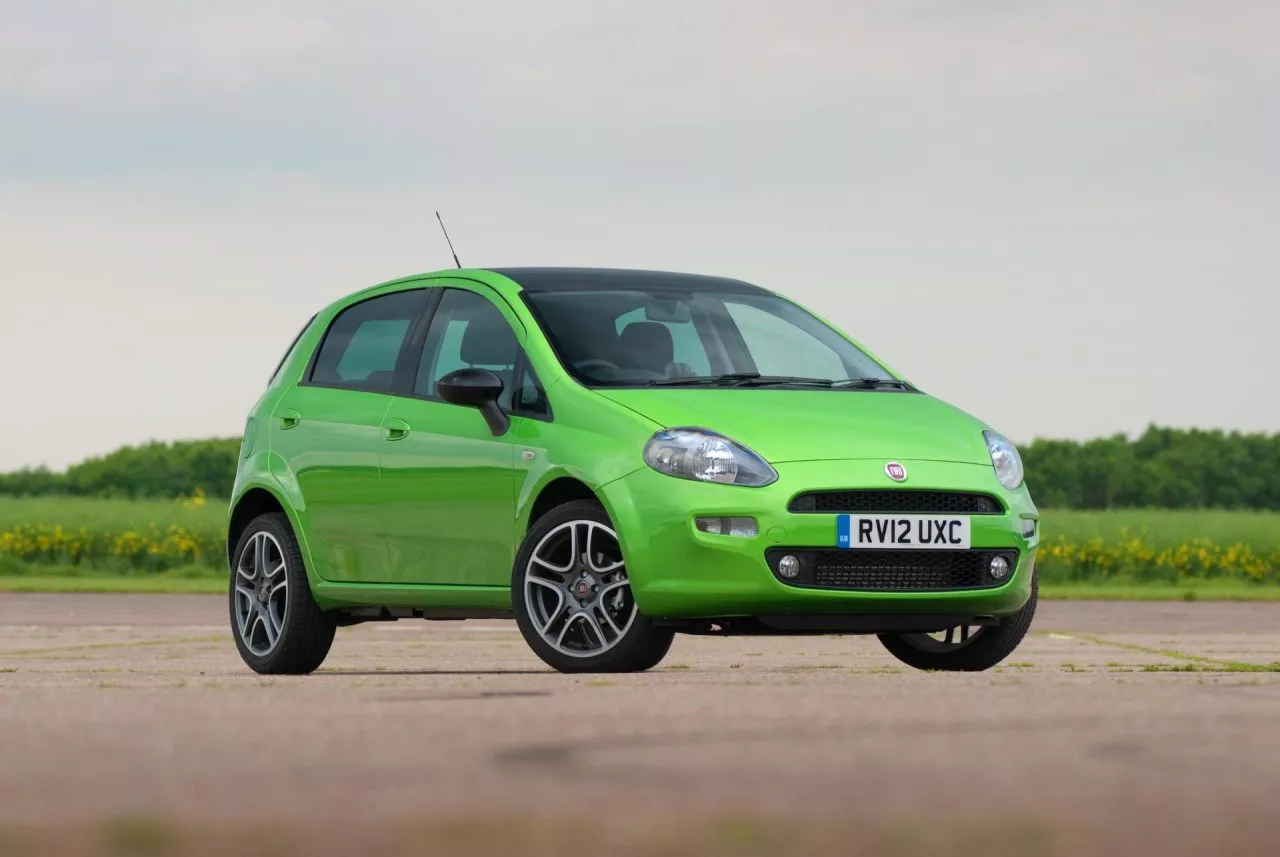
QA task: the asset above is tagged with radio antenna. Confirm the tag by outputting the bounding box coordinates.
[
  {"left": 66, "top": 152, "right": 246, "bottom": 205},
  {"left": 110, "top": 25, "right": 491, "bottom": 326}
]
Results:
[{"left": 435, "top": 211, "right": 462, "bottom": 269}]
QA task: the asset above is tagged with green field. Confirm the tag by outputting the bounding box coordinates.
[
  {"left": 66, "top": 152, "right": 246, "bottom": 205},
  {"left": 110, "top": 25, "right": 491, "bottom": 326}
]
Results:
[{"left": 2, "top": 496, "right": 1279, "bottom": 595}]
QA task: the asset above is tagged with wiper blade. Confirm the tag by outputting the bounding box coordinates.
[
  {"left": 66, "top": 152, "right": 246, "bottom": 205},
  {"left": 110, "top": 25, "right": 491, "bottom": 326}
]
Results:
[
  {"left": 831, "top": 377, "right": 915, "bottom": 390},
  {"left": 646, "top": 373, "right": 763, "bottom": 387},
  {"left": 646, "top": 374, "right": 841, "bottom": 388}
]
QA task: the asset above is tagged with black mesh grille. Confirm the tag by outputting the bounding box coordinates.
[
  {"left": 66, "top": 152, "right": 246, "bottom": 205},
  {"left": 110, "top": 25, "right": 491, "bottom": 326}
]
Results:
[
  {"left": 766, "top": 548, "right": 1017, "bottom": 592},
  {"left": 788, "top": 491, "right": 1002, "bottom": 515}
]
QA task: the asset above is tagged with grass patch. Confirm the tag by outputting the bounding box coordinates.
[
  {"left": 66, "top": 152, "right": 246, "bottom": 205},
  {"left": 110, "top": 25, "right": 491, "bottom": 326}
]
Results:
[
  {"left": 0, "top": 573, "right": 223, "bottom": 593},
  {"left": 1040, "top": 580, "right": 1280, "bottom": 601}
]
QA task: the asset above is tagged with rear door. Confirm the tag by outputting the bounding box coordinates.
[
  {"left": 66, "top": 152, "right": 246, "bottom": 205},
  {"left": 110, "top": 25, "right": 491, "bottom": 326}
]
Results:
[
  {"left": 378, "top": 284, "right": 525, "bottom": 585},
  {"left": 270, "top": 287, "right": 427, "bottom": 582}
]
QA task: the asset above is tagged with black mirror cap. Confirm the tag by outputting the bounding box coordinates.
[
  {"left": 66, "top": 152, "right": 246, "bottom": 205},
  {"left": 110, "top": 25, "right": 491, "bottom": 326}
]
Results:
[
  {"left": 438, "top": 368, "right": 504, "bottom": 407},
  {"left": 437, "top": 368, "right": 509, "bottom": 436}
]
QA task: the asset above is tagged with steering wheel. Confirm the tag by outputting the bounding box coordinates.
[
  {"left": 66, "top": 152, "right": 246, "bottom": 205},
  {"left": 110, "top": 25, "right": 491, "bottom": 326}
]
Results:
[{"left": 573, "top": 358, "right": 622, "bottom": 377}]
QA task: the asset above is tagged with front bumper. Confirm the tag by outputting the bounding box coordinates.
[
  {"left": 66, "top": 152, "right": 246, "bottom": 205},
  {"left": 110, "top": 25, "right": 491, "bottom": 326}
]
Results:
[{"left": 599, "top": 458, "right": 1039, "bottom": 620}]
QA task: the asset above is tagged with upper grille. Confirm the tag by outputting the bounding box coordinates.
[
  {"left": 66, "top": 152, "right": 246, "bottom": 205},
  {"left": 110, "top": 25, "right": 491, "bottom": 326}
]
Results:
[
  {"left": 788, "top": 490, "right": 1002, "bottom": 515},
  {"left": 766, "top": 548, "right": 1017, "bottom": 592}
]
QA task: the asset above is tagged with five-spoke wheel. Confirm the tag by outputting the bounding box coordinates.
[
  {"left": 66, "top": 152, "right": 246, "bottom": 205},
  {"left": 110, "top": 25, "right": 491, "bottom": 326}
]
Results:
[
  {"left": 228, "top": 512, "right": 336, "bottom": 675},
  {"left": 513, "top": 501, "right": 673, "bottom": 673}
]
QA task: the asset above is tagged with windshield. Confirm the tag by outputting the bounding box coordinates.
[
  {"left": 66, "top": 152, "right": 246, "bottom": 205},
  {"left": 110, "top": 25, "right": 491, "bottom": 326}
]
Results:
[{"left": 522, "top": 286, "right": 897, "bottom": 389}]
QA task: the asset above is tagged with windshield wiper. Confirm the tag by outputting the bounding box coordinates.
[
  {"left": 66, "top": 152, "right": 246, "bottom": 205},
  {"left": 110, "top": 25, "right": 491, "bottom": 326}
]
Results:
[
  {"left": 831, "top": 377, "right": 916, "bottom": 391},
  {"left": 645, "top": 373, "right": 763, "bottom": 387},
  {"left": 646, "top": 373, "right": 841, "bottom": 388}
]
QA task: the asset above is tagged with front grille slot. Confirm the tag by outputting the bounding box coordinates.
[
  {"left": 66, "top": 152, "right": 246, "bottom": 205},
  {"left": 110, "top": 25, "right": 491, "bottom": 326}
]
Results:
[
  {"left": 788, "top": 490, "right": 1002, "bottom": 515},
  {"left": 766, "top": 548, "right": 1017, "bottom": 592}
]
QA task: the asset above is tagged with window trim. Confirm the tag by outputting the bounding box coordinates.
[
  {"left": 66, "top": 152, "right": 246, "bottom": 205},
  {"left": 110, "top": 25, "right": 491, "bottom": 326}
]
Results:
[{"left": 300, "top": 287, "right": 430, "bottom": 395}]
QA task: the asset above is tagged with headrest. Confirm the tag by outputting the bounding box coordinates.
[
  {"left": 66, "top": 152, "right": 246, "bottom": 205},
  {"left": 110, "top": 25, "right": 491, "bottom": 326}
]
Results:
[
  {"left": 460, "top": 316, "right": 517, "bottom": 366},
  {"left": 618, "top": 322, "right": 674, "bottom": 371}
]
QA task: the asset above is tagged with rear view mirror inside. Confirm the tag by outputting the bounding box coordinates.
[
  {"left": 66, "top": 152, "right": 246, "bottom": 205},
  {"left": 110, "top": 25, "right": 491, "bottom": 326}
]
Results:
[{"left": 645, "top": 298, "right": 691, "bottom": 323}]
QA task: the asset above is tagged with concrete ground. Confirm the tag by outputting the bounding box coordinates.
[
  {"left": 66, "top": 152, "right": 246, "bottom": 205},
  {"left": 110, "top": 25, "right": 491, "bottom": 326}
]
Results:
[{"left": 2, "top": 595, "right": 1279, "bottom": 856}]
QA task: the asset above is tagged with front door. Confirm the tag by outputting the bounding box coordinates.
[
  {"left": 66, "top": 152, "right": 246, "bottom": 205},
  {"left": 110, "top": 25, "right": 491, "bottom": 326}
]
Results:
[
  {"left": 378, "top": 286, "right": 521, "bottom": 585},
  {"left": 270, "top": 287, "right": 426, "bottom": 582}
]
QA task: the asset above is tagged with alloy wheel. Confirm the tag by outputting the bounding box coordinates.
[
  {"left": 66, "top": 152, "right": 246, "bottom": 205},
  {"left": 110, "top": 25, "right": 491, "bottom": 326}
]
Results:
[
  {"left": 523, "top": 520, "right": 637, "bottom": 658},
  {"left": 233, "top": 531, "right": 289, "bottom": 657}
]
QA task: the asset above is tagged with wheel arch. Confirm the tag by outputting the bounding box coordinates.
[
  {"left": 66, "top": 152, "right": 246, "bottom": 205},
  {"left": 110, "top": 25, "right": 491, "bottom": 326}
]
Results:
[
  {"left": 523, "top": 475, "right": 604, "bottom": 535},
  {"left": 227, "top": 483, "right": 316, "bottom": 583}
]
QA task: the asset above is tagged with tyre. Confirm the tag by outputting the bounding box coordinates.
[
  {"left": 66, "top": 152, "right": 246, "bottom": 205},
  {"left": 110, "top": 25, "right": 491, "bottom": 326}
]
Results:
[
  {"left": 512, "top": 500, "right": 674, "bottom": 673},
  {"left": 229, "top": 512, "right": 336, "bottom": 675},
  {"left": 878, "top": 574, "right": 1038, "bottom": 672}
]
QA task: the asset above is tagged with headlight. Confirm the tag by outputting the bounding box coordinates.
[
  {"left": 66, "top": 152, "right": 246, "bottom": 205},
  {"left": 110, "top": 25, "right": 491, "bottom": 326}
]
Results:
[
  {"left": 643, "top": 428, "right": 777, "bottom": 487},
  {"left": 984, "top": 430, "right": 1024, "bottom": 490}
]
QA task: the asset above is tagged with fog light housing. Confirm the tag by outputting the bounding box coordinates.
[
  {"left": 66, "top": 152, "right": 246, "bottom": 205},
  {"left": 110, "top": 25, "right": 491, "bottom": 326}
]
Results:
[
  {"left": 695, "top": 516, "right": 758, "bottom": 538},
  {"left": 777, "top": 554, "right": 801, "bottom": 579},
  {"left": 989, "top": 555, "right": 1010, "bottom": 580}
]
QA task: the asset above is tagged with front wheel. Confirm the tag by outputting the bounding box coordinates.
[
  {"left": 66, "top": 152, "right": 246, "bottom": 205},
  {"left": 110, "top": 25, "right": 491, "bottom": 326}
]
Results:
[
  {"left": 878, "top": 574, "right": 1038, "bottom": 672},
  {"left": 512, "top": 500, "right": 674, "bottom": 673}
]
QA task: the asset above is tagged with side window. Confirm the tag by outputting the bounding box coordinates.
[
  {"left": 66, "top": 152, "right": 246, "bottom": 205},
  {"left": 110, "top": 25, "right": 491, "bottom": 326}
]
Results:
[
  {"left": 309, "top": 290, "right": 424, "bottom": 391},
  {"left": 613, "top": 308, "right": 711, "bottom": 377},
  {"left": 724, "top": 301, "right": 845, "bottom": 378},
  {"left": 415, "top": 290, "right": 520, "bottom": 406}
]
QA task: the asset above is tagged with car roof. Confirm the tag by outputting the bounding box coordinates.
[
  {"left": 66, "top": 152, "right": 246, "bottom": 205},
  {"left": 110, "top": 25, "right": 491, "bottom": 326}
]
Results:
[{"left": 487, "top": 267, "right": 770, "bottom": 295}]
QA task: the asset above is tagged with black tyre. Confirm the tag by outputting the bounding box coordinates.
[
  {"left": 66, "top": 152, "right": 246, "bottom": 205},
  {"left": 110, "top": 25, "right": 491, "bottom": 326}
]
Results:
[
  {"left": 878, "top": 574, "right": 1038, "bottom": 672},
  {"left": 512, "top": 500, "right": 674, "bottom": 673},
  {"left": 229, "top": 512, "right": 336, "bottom": 675}
]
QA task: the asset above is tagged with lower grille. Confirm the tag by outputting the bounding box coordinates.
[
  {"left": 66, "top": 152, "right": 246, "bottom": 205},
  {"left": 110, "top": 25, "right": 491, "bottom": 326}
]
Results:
[{"left": 766, "top": 548, "right": 1018, "bottom": 592}]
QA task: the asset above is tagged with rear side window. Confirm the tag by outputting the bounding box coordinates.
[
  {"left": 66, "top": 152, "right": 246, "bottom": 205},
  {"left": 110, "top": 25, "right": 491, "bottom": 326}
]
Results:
[{"left": 308, "top": 290, "right": 425, "bottom": 391}]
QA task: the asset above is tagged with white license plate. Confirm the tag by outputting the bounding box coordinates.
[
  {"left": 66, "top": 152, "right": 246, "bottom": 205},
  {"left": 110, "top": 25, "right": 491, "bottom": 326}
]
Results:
[{"left": 837, "top": 515, "right": 971, "bottom": 549}]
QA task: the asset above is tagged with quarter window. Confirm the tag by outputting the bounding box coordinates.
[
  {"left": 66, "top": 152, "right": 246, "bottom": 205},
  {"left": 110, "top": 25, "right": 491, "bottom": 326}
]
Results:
[{"left": 308, "top": 290, "right": 425, "bottom": 391}]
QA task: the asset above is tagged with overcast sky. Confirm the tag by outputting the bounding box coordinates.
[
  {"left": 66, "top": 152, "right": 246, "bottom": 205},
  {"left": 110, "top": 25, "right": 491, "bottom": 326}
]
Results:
[{"left": 1, "top": 0, "right": 1277, "bottom": 471}]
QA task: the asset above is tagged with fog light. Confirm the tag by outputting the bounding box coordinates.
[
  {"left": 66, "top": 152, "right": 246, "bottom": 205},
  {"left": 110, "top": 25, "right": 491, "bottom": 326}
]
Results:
[
  {"left": 777, "top": 554, "right": 801, "bottom": 579},
  {"left": 695, "top": 516, "right": 758, "bottom": 538},
  {"left": 989, "top": 555, "right": 1010, "bottom": 580}
]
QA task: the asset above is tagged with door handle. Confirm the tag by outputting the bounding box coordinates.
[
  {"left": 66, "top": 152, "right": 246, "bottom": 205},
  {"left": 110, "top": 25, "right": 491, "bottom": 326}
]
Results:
[
  {"left": 383, "top": 418, "right": 411, "bottom": 441},
  {"left": 280, "top": 409, "right": 302, "bottom": 430}
]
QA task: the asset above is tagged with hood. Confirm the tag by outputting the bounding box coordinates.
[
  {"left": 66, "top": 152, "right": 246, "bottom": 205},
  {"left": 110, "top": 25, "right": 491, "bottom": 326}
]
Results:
[{"left": 596, "top": 388, "right": 992, "bottom": 465}]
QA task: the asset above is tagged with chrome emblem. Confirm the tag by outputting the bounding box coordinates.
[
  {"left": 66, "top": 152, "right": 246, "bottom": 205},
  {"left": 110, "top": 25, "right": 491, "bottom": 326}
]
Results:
[{"left": 884, "top": 462, "right": 907, "bottom": 482}]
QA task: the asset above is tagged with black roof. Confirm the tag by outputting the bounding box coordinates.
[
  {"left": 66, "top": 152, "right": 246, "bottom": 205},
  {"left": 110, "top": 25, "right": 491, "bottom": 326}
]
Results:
[{"left": 488, "top": 267, "right": 768, "bottom": 295}]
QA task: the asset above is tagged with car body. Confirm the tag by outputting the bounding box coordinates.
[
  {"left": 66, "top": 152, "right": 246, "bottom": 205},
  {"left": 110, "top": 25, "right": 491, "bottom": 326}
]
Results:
[{"left": 227, "top": 267, "right": 1039, "bottom": 674}]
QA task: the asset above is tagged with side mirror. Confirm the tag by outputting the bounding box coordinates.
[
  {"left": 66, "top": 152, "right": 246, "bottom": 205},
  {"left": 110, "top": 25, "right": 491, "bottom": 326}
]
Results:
[{"left": 437, "top": 368, "right": 510, "bottom": 436}]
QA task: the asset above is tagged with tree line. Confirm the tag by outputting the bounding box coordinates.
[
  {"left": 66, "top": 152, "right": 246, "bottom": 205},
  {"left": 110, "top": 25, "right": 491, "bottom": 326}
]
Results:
[{"left": 0, "top": 426, "right": 1277, "bottom": 510}]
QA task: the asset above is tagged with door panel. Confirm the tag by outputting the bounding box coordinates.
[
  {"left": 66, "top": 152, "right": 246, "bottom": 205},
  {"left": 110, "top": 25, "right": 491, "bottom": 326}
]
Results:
[
  {"left": 270, "top": 386, "right": 392, "bottom": 582},
  {"left": 377, "top": 286, "right": 522, "bottom": 585},
  {"left": 378, "top": 399, "right": 516, "bottom": 584},
  {"left": 270, "top": 286, "right": 427, "bottom": 583}
]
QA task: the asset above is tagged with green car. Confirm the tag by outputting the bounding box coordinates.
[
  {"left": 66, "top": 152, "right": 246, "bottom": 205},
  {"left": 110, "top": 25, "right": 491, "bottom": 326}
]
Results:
[{"left": 228, "top": 267, "right": 1039, "bottom": 675}]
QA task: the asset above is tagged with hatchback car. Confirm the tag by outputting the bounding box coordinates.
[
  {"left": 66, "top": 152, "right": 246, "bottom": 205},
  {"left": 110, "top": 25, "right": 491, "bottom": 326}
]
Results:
[{"left": 228, "top": 267, "right": 1038, "bottom": 675}]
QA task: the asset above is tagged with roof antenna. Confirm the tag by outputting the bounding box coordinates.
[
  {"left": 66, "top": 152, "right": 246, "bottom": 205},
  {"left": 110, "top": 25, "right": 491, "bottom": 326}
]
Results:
[{"left": 435, "top": 211, "right": 462, "bottom": 269}]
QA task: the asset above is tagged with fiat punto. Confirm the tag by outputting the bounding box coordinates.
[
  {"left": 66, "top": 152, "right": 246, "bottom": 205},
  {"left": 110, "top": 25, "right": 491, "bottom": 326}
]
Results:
[{"left": 228, "top": 268, "right": 1039, "bottom": 674}]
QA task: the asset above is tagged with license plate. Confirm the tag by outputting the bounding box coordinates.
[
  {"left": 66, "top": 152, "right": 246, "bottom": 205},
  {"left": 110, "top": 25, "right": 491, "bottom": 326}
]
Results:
[{"left": 837, "top": 515, "right": 971, "bottom": 549}]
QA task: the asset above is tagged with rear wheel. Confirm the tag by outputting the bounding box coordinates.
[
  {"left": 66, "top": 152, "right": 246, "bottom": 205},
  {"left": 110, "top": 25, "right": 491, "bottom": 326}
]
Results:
[
  {"left": 229, "top": 513, "right": 336, "bottom": 675},
  {"left": 878, "top": 575, "right": 1038, "bottom": 672},
  {"left": 512, "top": 500, "right": 673, "bottom": 673}
]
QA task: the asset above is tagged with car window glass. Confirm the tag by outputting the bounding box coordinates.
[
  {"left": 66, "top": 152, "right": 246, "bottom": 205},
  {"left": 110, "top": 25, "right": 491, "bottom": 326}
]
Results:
[
  {"left": 514, "top": 358, "right": 550, "bottom": 416},
  {"left": 723, "top": 301, "right": 845, "bottom": 379},
  {"left": 416, "top": 290, "right": 520, "bottom": 408},
  {"left": 309, "top": 290, "right": 423, "bottom": 391}
]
